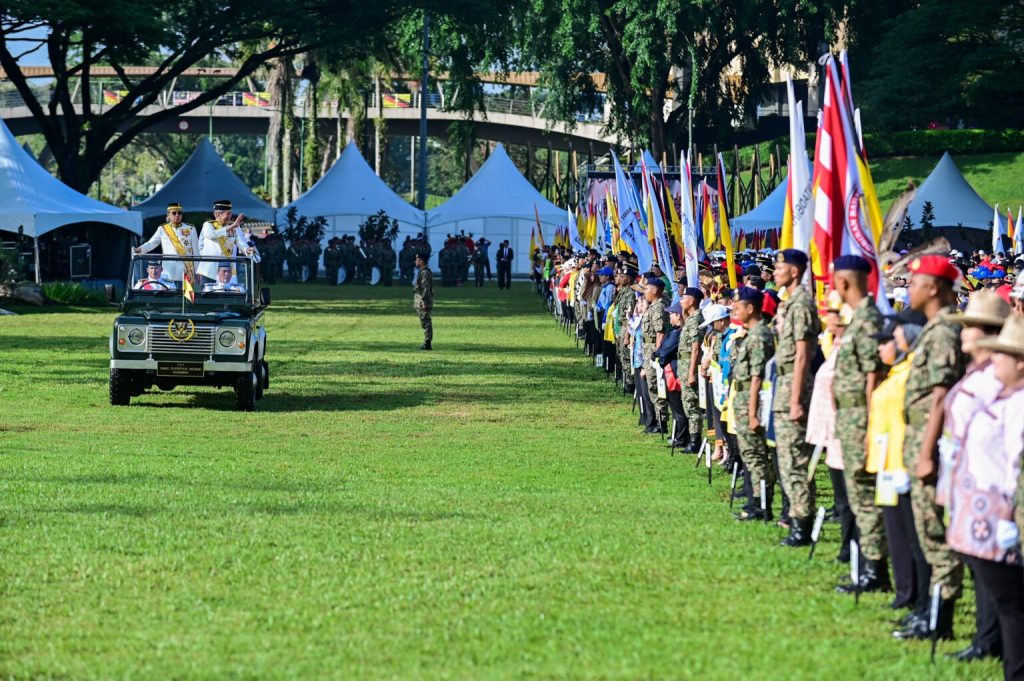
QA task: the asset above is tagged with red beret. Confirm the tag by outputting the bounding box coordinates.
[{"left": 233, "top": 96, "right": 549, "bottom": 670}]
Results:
[
  {"left": 908, "top": 255, "right": 959, "bottom": 283},
  {"left": 761, "top": 291, "right": 778, "bottom": 317}
]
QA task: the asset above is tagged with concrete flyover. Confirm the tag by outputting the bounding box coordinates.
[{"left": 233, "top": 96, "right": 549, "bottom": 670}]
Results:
[{"left": 0, "top": 90, "right": 618, "bottom": 154}]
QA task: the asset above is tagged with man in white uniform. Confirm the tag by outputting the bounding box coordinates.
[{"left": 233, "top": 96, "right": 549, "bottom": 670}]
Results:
[
  {"left": 197, "top": 199, "right": 255, "bottom": 284},
  {"left": 133, "top": 202, "right": 198, "bottom": 283},
  {"left": 132, "top": 260, "right": 177, "bottom": 290},
  {"left": 201, "top": 262, "right": 246, "bottom": 293}
]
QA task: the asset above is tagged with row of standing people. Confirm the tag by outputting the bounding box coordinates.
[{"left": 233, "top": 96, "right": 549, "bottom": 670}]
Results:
[{"left": 539, "top": 245, "right": 1024, "bottom": 680}]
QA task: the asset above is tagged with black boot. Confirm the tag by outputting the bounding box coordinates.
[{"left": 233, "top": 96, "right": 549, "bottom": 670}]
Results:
[
  {"left": 780, "top": 517, "right": 812, "bottom": 547},
  {"left": 893, "top": 598, "right": 955, "bottom": 641},
  {"left": 836, "top": 558, "right": 891, "bottom": 594},
  {"left": 420, "top": 340, "right": 432, "bottom": 351}
]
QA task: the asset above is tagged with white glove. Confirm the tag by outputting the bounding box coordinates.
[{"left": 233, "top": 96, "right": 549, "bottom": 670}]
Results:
[{"left": 996, "top": 520, "right": 1020, "bottom": 551}]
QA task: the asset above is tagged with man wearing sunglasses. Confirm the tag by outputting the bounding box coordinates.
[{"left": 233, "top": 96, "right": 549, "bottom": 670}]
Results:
[{"left": 134, "top": 202, "right": 199, "bottom": 284}]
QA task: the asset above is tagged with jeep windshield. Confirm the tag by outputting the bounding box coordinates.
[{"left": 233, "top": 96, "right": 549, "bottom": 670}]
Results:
[{"left": 126, "top": 255, "right": 253, "bottom": 302}]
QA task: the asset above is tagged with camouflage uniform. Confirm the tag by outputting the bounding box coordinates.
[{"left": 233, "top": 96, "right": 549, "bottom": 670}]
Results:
[
  {"left": 641, "top": 298, "right": 670, "bottom": 425},
  {"left": 413, "top": 266, "right": 434, "bottom": 344},
  {"left": 833, "top": 295, "right": 886, "bottom": 561},
  {"left": 731, "top": 319, "right": 775, "bottom": 502},
  {"left": 614, "top": 286, "right": 637, "bottom": 392},
  {"left": 773, "top": 284, "right": 819, "bottom": 522},
  {"left": 680, "top": 309, "right": 705, "bottom": 445},
  {"left": 903, "top": 305, "right": 965, "bottom": 600}
]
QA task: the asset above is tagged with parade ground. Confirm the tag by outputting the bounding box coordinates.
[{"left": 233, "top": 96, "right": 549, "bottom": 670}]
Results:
[{"left": 0, "top": 284, "right": 1001, "bottom": 680}]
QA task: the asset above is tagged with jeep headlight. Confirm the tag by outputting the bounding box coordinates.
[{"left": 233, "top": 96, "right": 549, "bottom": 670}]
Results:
[
  {"left": 127, "top": 328, "right": 145, "bottom": 345},
  {"left": 218, "top": 330, "right": 235, "bottom": 348}
]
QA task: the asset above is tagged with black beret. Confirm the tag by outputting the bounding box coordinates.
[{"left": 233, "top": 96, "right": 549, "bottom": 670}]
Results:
[
  {"left": 732, "top": 286, "right": 762, "bottom": 304},
  {"left": 648, "top": 277, "right": 666, "bottom": 290},
  {"left": 776, "top": 249, "right": 809, "bottom": 269},
  {"left": 682, "top": 287, "right": 704, "bottom": 301},
  {"left": 832, "top": 254, "right": 872, "bottom": 274}
]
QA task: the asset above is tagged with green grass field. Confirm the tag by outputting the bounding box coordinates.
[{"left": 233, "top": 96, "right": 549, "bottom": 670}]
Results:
[{"left": 0, "top": 283, "right": 1000, "bottom": 679}]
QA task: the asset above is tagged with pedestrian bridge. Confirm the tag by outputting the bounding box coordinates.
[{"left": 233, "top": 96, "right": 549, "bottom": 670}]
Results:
[{"left": 0, "top": 66, "right": 616, "bottom": 153}]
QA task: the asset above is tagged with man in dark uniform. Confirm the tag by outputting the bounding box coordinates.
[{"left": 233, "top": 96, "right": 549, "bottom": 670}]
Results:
[{"left": 413, "top": 252, "right": 434, "bottom": 350}]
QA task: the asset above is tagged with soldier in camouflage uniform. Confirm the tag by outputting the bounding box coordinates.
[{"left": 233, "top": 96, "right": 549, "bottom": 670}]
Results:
[
  {"left": 324, "top": 239, "right": 341, "bottom": 285},
  {"left": 641, "top": 276, "right": 670, "bottom": 434},
  {"left": 830, "top": 255, "right": 889, "bottom": 591},
  {"left": 413, "top": 252, "right": 434, "bottom": 350},
  {"left": 614, "top": 266, "right": 639, "bottom": 393},
  {"left": 893, "top": 255, "right": 965, "bottom": 641},
  {"left": 730, "top": 286, "right": 775, "bottom": 521},
  {"left": 772, "top": 249, "right": 819, "bottom": 547},
  {"left": 679, "top": 287, "right": 705, "bottom": 453}
]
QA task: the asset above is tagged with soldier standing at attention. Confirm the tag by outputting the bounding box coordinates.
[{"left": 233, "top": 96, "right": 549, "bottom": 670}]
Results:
[
  {"left": 679, "top": 287, "right": 705, "bottom": 453},
  {"left": 831, "top": 255, "right": 889, "bottom": 592},
  {"left": 731, "top": 286, "right": 775, "bottom": 521},
  {"left": 614, "top": 265, "right": 639, "bottom": 394},
  {"left": 413, "top": 252, "right": 434, "bottom": 350},
  {"left": 773, "top": 249, "right": 819, "bottom": 547},
  {"left": 641, "top": 276, "right": 670, "bottom": 434},
  {"left": 893, "top": 255, "right": 965, "bottom": 641}
]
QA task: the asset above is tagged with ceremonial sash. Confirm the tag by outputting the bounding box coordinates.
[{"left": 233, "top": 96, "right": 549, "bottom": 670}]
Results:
[{"left": 162, "top": 224, "right": 194, "bottom": 278}]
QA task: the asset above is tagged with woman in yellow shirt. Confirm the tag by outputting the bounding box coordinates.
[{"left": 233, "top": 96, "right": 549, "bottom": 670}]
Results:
[{"left": 867, "top": 309, "right": 927, "bottom": 612}]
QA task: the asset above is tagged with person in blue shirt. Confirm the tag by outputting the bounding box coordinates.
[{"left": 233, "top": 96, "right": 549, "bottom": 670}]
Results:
[{"left": 595, "top": 266, "right": 616, "bottom": 325}]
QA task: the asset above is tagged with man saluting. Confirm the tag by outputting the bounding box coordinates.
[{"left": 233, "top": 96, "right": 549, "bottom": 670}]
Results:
[{"left": 133, "top": 202, "right": 198, "bottom": 284}]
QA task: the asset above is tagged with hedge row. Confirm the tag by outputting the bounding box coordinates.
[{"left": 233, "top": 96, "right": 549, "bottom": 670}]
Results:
[{"left": 732, "top": 128, "right": 1024, "bottom": 166}]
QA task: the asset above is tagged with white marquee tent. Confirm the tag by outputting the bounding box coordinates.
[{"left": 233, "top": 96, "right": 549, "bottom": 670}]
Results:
[
  {"left": 0, "top": 118, "right": 141, "bottom": 240},
  {"left": 0, "top": 117, "right": 142, "bottom": 281},
  {"left": 427, "top": 143, "right": 565, "bottom": 274},
  {"left": 278, "top": 141, "right": 425, "bottom": 239},
  {"left": 134, "top": 138, "right": 275, "bottom": 221}
]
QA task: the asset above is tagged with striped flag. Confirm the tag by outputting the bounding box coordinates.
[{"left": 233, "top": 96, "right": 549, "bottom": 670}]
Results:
[
  {"left": 678, "top": 150, "right": 700, "bottom": 287},
  {"left": 716, "top": 154, "right": 738, "bottom": 288},
  {"left": 182, "top": 273, "right": 195, "bottom": 304}
]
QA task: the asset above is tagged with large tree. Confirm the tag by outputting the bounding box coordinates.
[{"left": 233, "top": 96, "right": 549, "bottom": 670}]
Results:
[
  {"left": 0, "top": 0, "right": 416, "bottom": 192},
  {"left": 857, "top": 0, "right": 1024, "bottom": 130}
]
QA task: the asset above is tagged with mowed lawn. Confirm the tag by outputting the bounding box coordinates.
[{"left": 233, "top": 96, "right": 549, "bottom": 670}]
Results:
[{"left": 0, "top": 283, "right": 999, "bottom": 680}]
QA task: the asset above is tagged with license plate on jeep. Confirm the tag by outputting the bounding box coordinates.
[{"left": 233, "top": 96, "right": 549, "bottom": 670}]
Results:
[{"left": 157, "top": 362, "right": 204, "bottom": 378}]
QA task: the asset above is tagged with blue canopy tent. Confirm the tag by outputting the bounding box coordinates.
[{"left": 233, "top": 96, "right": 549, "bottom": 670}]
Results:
[{"left": 732, "top": 176, "right": 788, "bottom": 235}]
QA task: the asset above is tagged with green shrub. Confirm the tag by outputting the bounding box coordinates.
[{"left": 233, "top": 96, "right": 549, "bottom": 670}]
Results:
[{"left": 41, "top": 281, "right": 106, "bottom": 306}]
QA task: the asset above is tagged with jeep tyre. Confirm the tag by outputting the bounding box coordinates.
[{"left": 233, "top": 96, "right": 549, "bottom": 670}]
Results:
[
  {"left": 109, "top": 368, "right": 131, "bottom": 406},
  {"left": 235, "top": 370, "right": 258, "bottom": 411}
]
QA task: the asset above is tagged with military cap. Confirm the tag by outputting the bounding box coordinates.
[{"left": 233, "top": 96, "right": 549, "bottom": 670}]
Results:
[
  {"left": 908, "top": 254, "right": 959, "bottom": 283},
  {"left": 166, "top": 202, "right": 183, "bottom": 212},
  {"left": 217, "top": 261, "right": 232, "bottom": 269},
  {"left": 732, "top": 286, "right": 762, "bottom": 304},
  {"left": 619, "top": 263, "right": 638, "bottom": 277},
  {"left": 831, "top": 254, "right": 872, "bottom": 273},
  {"left": 776, "top": 249, "right": 809, "bottom": 269},
  {"left": 647, "top": 277, "right": 666, "bottom": 290},
  {"left": 682, "top": 286, "right": 704, "bottom": 301},
  {"left": 213, "top": 199, "right": 233, "bottom": 211},
  {"left": 597, "top": 266, "right": 614, "bottom": 276},
  {"left": 666, "top": 301, "right": 683, "bottom": 315}
]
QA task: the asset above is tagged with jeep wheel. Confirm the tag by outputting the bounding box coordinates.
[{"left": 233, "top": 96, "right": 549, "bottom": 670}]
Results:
[
  {"left": 109, "top": 369, "right": 131, "bottom": 406},
  {"left": 235, "top": 371, "right": 258, "bottom": 411},
  {"left": 260, "top": 359, "right": 270, "bottom": 390},
  {"left": 255, "top": 361, "right": 268, "bottom": 400}
]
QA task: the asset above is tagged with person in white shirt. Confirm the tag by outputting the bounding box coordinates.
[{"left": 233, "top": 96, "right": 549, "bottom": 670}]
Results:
[
  {"left": 133, "top": 202, "right": 198, "bottom": 283},
  {"left": 201, "top": 262, "right": 246, "bottom": 293},
  {"left": 132, "top": 261, "right": 177, "bottom": 290},
  {"left": 197, "top": 199, "right": 253, "bottom": 284}
]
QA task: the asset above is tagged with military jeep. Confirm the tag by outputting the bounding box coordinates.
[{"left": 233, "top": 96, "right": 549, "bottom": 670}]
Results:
[{"left": 107, "top": 254, "right": 270, "bottom": 410}]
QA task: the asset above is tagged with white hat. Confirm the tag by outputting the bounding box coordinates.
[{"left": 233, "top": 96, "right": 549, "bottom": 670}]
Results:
[{"left": 699, "top": 303, "right": 730, "bottom": 328}]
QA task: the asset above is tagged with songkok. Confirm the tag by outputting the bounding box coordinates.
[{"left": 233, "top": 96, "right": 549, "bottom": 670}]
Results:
[
  {"left": 831, "top": 255, "right": 872, "bottom": 274},
  {"left": 776, "top": 249, "right": 809, "bottom": 269},
  {"left": 167, "top": 202, "right": 183, "bottom": 212},
  {"left": 213, "top": 200, "right": 233, "bottom": 211},
  {"left": 908, "top": 255, "right": 959, "bottom": 283}
]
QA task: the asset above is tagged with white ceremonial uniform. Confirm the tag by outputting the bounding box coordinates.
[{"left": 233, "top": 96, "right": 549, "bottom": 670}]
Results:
[
  {"left": 197, "top": 220, "right": 251, "bottom": 280},
  {"left": 201, "top": 281, "right": 245, "bottom": 293},
  {"left": 133, "top": 276, "right": 177, "bottom": 291},
  {"left": 136, "top": 223, "right": 199, "bottom": 281}
]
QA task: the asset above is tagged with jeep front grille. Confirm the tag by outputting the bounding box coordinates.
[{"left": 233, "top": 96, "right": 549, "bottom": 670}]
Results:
[{"left": 147, "top": 324, "right": 215, "bottom": 355}]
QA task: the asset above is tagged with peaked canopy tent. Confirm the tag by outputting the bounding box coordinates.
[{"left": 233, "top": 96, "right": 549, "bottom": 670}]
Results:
[
  {"left": 134, "top": 138, "right": 275, "bottom": 222},
  {"left": 0, "top": 117, "right": 142, "bottom": 282},
  {"left": 731, "top": 176, "right": 788, "bottom": 235},
  {"left": 278, "top": 141, "right": 425, "bottom": 241},
  {"left": 427, "top": 143, "right": 565, "bottom": 274},
  {"left": 905, "top": 151, "right": 1007, "bottom": 251}
]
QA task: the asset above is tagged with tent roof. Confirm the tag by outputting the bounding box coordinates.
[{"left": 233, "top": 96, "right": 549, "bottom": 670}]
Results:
[
  {"left": 0, "top": 117, "right": 141, "bottom": 238},
  {"left": 134, "top": 138, "right": 275, "bottom": 221},
  {"left": 279, "top": 141, "right": 424, "bottom": 229},
  {"left": 907, "top": 152, "right": 1005, "bottom": 231},
  {"left": 632, "top": 149, "right": 661, "bottom": 173},
  {"left": 428, "top": 143, "right": 564, "bottom": 228}
]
